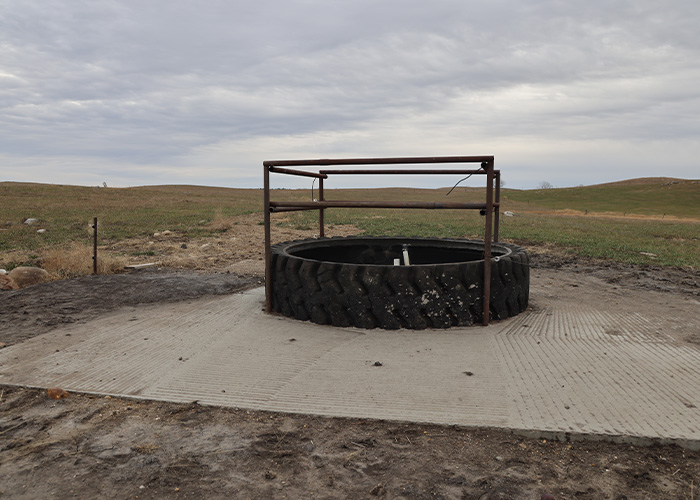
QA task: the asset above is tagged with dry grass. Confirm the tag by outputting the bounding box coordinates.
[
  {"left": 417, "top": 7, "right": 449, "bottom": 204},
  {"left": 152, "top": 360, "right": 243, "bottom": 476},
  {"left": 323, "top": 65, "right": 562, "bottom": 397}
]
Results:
[
  {"left": 207, "top": 210, "right": 235, "bottom": 232},
  {"left": 41, "top": 243, "right": 127, "bottom": 279}
]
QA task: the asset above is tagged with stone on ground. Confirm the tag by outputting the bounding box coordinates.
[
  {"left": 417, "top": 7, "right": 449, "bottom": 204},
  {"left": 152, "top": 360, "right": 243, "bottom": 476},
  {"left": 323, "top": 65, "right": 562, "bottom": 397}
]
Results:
[
  {"left": 0, "top": 275, "right": 19, "bottom": 290},
  {"left": 8, "top": 267, "right": 50, "bottom": 288}
]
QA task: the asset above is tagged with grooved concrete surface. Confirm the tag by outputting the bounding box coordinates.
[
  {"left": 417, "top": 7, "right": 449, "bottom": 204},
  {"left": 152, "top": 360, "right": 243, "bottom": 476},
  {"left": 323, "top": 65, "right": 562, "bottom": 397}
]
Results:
[{"left": 2, "top": 272, "right": 700, "bottom": 448}]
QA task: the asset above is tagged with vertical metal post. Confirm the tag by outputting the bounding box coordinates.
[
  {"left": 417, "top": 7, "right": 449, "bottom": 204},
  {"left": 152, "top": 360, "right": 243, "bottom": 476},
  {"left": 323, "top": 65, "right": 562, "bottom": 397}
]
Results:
[
  {"left": 319, "top": 177, "right": 325, "bottom": 237},
  {"left": 494, "top": 171, "right": 501, "bottom": 242},
  {"left": 264, "top": 165, "right": 272, "bottom": 313},
  {"left": 92, "top": 217, "right": 98, "bottom": 275},
  {"left": 482, "top": 161, "right": 494, "bottom": 326}
]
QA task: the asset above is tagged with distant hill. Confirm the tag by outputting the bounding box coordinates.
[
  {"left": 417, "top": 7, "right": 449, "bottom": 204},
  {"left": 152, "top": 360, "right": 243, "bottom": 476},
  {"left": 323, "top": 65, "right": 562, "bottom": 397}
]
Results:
[
  {"left": 2, "top": 177, "right": 698, "bottom": 221},
  {"left": 590, "top": 177, "right": 694, "bottom": 187},
  {"left": 505, "top": 177, "right": 700, "bottom": 219}
]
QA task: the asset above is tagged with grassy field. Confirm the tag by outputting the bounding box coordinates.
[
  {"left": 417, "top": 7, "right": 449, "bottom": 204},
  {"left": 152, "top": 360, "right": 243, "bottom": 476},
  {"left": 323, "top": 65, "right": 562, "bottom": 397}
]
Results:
[
  {"left": 1, "top": 178, "right": 698, "bottom": 271},
  {"left": 504, "top": 177, "right": 700, "bottom": 219}
]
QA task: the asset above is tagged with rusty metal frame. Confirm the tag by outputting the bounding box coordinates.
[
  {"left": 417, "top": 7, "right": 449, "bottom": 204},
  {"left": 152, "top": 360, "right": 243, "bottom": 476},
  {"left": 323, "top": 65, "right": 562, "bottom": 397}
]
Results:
[{"left": 263, "top": 156, "right": 500, "bottom": 326}]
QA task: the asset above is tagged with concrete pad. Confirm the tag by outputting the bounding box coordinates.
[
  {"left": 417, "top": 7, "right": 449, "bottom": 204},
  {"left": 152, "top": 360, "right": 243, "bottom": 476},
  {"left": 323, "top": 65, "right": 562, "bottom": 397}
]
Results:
[{"left": 1, "top": 283, "right": 700, "bottom": 449}]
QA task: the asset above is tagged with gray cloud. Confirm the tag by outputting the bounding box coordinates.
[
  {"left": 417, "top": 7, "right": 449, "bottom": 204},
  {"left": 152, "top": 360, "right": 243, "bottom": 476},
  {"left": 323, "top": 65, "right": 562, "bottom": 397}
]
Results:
[{"left": 1, "top": 0, "right": 698, "bottom": 188}]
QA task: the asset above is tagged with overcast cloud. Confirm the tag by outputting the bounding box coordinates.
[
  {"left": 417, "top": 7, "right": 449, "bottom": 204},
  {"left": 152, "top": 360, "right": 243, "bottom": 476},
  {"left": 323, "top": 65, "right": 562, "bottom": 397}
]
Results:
[{"left": 1, "top": 0, "right": 698, "bottom": 189}]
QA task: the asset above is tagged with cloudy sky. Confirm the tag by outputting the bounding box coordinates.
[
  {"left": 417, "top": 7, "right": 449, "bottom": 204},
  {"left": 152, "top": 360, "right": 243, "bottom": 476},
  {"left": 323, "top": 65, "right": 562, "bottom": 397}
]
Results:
[{"left": 1, "top": 0, "right": 698, "bottom": 189}]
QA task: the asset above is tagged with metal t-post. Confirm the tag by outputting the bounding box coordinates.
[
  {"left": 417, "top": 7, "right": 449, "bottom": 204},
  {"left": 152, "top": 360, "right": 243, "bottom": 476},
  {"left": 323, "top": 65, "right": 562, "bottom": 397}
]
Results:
[{"left": 92, "top": 217, "right": 98, "bottom": 275}]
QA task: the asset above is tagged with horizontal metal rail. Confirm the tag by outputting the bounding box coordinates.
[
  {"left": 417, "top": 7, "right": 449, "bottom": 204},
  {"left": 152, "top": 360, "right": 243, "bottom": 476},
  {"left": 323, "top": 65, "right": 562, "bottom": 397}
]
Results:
[
  {"left": 269, "top": 200, "right": 498, "bottom": 210},
  {"left": 268, "top": 166, "right": 328, "bottom": 179},
  {"left": 318, "top": 168, "right": 489, "bottom": 175},
  {"left": 267, "top": 206, "right": 320, "bottom": 213},
  {"left": 264, "top": 156, "right": 492, "bottom": 167}
]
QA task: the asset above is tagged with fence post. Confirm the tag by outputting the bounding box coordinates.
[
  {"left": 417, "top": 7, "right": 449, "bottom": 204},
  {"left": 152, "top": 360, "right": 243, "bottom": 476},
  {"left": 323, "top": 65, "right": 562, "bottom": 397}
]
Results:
[{"left": 92, "top": 217, "right": 98, "bottom": 275}]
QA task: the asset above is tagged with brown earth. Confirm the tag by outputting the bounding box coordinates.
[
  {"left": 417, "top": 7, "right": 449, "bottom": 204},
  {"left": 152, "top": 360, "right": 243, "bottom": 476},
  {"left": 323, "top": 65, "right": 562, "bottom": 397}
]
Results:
[
  {"left": 102, "top": 213, "right": 360, "bottom": 274},
  {"left": 1, "top": 225, "right": 700, "bottom": 499}
]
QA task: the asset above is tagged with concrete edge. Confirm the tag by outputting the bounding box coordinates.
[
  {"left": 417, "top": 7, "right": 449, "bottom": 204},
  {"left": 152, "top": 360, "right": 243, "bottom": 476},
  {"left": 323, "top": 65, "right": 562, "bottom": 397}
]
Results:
[{"left": 5, "top": 382, "right": 699, "bottom": 452}]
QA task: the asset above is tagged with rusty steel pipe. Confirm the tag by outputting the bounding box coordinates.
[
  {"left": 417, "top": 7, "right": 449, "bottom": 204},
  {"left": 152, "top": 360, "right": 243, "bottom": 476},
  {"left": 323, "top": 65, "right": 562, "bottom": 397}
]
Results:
[
  {"left": 319, "top": 177, "right": 325, "bottom": 237},
  {"left": 494, "top": 171, "right": 501, "bottom": 242},
  {"left": 318, "top": 169, "right": 487, "bottom": 175},
  {"left": 269, "top": 206, "right": 323, "bottom": 213},
  {"left": 482, "top": 161, "right": 495, "bottom": 326},
  {"left": 270, "top": 200, "right": 498, "bottom": 210},
  {"left": 264, "top": 156, "right": 493, "bottom": 167},
  {"left": 264, "top": 166, "right": 272, "bottom": 313},
  {"left": 268, "top": 166, "right": 328, "bottom": 179}
]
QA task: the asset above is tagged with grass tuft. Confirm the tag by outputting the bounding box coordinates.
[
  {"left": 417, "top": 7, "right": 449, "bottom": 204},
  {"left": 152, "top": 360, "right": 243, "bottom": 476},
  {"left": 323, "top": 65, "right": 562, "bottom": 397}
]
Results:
[
  {"left": 208, "top": 210, "right": 235, "bottom": 232},
  {"left": 41, "top": 243, "right": 126, "bottom": 279}
]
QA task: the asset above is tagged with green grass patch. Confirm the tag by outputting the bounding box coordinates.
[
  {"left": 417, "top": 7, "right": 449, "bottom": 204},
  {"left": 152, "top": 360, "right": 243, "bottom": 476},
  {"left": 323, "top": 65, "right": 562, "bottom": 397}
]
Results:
[
  {"left": 504, "top": 178, "right": 700, "bottom": 219},
  {"left": 0, "top": 182, "right": 260, "bottom": 252},
  {"left": 2, "top": 181, "right": 698, "bottom": 270},
  {"left": 282, "top": 183, "right": 699, "bottom": 268},
  {"left": 286, "top": 208, "right": 698, "bottom": 268}
]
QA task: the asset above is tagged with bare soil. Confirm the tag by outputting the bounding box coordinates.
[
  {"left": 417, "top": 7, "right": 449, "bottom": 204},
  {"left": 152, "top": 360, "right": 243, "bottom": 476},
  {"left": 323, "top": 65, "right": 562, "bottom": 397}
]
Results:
[
  {"left": 1, "top": 384, "right": 698, "bottom": 500},
  {"left": 1, "top": 228, "right": 700, "bottom": 499}
]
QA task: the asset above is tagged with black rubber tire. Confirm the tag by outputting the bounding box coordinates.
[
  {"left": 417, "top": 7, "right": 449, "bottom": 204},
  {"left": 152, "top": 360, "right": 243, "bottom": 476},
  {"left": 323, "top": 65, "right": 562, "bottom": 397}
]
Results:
[{"left": 270, "top": 236, "right": 529, "bottom": 330}]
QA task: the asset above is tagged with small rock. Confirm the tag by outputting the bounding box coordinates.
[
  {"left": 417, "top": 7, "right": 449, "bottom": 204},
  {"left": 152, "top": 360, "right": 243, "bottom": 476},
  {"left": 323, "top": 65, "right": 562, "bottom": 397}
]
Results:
[
  {"left": 8, "top": 266, "right": 49, "bottom": 288},
  {"left": 24, "top": 218, "right": 38, "bottom": 225},
  {"left": 162, "top": 230, "right": 172, "bottom": 235},
  {"left": 0, "top": 275, "right": 19, "bottom": 290},
  {"left": 369, "top": 483, "right": 385, "bottom": 496},
  {"left": 48, "top": 388, "right": 69, "bottom": 400},
  {"left": 153, "top": 232, "right": 161, "bottom": 237},
  {"left": 0, "top": 269, "right": 6, "bottom": 275},
  {"left": 180, "top": 244, "right": 188, "bottom": 249},
  {"left": 36, "top": 229, "right": 46, "bottom": 234},
  {"left": 503, "top": 211, "right": 515, "bottom": 217},
  {"left": 495, "top": 456, "right": 504, "bottom": 462},
  {"left": 200, "top": 243, "right": 212, "bottom": 250},
  {"left": 463, "top": 371, "right": 474, "bottom": 376},
  {"left": 264, "top": 470, "right": 276, "bottom": 480},
  {"left": 373, "top": 361, "right": 383, "bottom": 366}
]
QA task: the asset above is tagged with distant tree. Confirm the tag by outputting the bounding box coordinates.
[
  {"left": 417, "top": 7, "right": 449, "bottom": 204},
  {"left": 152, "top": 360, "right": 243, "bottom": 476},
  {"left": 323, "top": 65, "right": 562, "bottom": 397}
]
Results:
[
  {"left": 499, "top": 178, "right": 506, "bottom": 188},
  {"left": 538, "top": 181, "right": 553, "bottom": 189}
]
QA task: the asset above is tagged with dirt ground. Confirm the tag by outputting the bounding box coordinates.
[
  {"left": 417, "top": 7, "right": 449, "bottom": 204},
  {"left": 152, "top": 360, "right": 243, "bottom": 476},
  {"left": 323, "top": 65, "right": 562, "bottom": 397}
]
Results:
[{"left": 1, "top": 225, "right": 700, "bottom": 499}]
